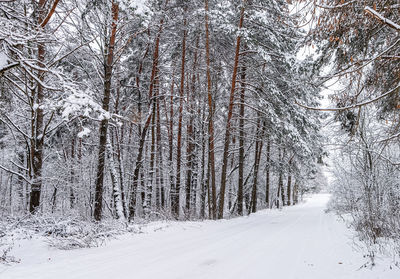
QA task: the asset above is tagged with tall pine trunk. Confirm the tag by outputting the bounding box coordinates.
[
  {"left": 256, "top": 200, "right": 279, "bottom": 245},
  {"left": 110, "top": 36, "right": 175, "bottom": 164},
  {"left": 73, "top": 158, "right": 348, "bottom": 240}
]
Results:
[
  {"left": 185, "top": 79, "right": 194, "bottom": 216},
  {"left": 107, "top": 135, "right": 125, "bottom": 221},
  {"left": 115, "top": 128, "right": 128, "bottom": 218},
  {"left": 237, "top": 66, "right": 246, "bottom": 215},
  {"left": 287, "top": 157, "right": 293, "bottom": 206},
  {"left": 185, "top": 38, "right": 199, "bottom": 217},
  {"left": 167, "top": 68, "right": 175, "bottom": 214},
  {"left": 265, "top": 138, "right": 271, "bottom": 208},
  {"left": 155, "top": 79, "right": 165, "bottom": 210},
  {"left": 250, "top": 119, "right": 264, "bottom": 213},
  {"left": 29, "top": 0, "right": 60, "bottom": 213},
  {"left": 204, "top": 0, "right": 217, "bottom": 219},
  {"left": 293, "top": 181, "right": 299, "bottom": 205},
  {"left": 70, "top": 137, "right": 76, "bottom": 208},
  {"left": 93, "top": 1, "right": 119, "bottom": 221},
  {"left": 173, "top": 15, "right": 187, "bottom": 219},
  {"left": 128, "top": 12, "right": 165, "bottom": 220},
  {"left": 199, "top": 99, "right": 207, "bottom": 219},
  {"left": 144, "top": 96, "right": 156, "bottom": 216},
  {"left": 218, "top": 1, "right": 246, "bottom": 219}
]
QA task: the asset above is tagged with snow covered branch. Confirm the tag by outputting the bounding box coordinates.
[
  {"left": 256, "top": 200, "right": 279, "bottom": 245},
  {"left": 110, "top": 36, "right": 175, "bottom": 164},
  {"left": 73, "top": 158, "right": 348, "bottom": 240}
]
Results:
[
  {"left": 0, "top": 164, "right": 32, "bottom": 184},
  {"left": 365, "top": 6, "right": 400, "bottom": 31},
  {"left": 296, "top": 83, "right": 400, "bottom": 111},
  {"left": 0, "top": 62, "right": 19, "bottom": 75},
  {"left": 316, "top": 1, "right": 356, "bottom": 9}
]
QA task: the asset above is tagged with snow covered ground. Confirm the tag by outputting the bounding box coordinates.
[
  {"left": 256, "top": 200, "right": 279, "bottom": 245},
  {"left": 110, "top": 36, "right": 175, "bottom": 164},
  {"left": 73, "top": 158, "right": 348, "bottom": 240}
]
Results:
[{"left": 1, "top": 194, "right": 399, "bottom": 279}]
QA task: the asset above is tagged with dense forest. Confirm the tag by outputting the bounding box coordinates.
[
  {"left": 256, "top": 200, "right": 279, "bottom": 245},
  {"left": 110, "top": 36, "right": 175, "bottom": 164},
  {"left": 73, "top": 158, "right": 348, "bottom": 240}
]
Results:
[
  {"left": 1, "top": 0, "right": 400, "bottom": 264},
  {"left": 0, "top": 0, "right": 323, "bottom": 221}
]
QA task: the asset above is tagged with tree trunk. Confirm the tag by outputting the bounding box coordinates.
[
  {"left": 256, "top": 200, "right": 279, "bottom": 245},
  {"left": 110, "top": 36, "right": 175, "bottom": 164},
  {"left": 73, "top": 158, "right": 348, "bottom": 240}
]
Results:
[
  {"left": 173, "top": 15, "right": 187, "bottom": 219},
  {"left": 114, "top": 128, "right": 128, "bottom": 218},
  {"left": 218, "top": 1, "right": 246, "bottom": 219},
  {"left": 168, "top": 68, "right": 175, "bottom": 213},
  {"left": 17, "top": 152, "right": 26, "bottom": 212},
  {"left": 185, "top": 38, "right": 199, "bottom": 217},
  {"left": 199, "top": 100, "right": 207, "bottom": 219},
  {"left": 276, "top": 172, "right": 283, "bottom": 208},
  {"left": 144, "top": 98, "right": 156, "bottom": 216},
  {"left": 29, "top": 0, "right": 47, "bottom": 213},
  {"left": 204, "top": 0, "right": 217, "bottom": 219},
  {"left": 107, "top": 136, "right": 125, "bottom": 221},
  {"left": 206, "top": 148, "right": 212, "bottom": 219},
  {"left": 155, "top": 78, "right": 165, "bottom": 210},
  {"left": 70, "top": 137, "right": 76, "bottom": 208},
  {"left": 287, "top": 157, "right": 293, "bottom": 206},
  {"left": 145, "top": 70, "right": 159, "bottom": 216},
  {"left": 93, "top": 1, "right": 119, "bottom": 221},
  {"left": 128, "top": 12, "right": 165, "bottom": 220},
  {"left": 237, "top": 66, "right": 246, "bottom": 216},
  {"left": 185, "top": 82, "right": 193, "bottom": 216},
  {"left": 250, "top": 119, "right": 264, "bottom": 213},
  {"left": 113, "top": 76, "right": 128, "bottom": 218},
  {"left": 265, "top": 138, "right": 271, "bottom": 208},
  {"left": 293, "top": 181, "right": 299, "bottom": 205}
]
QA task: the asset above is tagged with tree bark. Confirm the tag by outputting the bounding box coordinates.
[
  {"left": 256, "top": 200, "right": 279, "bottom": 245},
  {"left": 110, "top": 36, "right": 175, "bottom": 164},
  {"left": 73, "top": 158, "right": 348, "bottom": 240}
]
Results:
[
  {"left": 29, "top": 0, "right": 60, "bottom": 213},
  {"left": 185, "top": 38, "right": 199, "bottom": 217},
  {"left": 287, "top": 157, "right": 293, "bottom": 206},
  {"left": 173, "top": 15, "right": 187, "bottom": 219},
  {"left": 128, "top": 11, "right": 165, "bottom": 220},
  {"left": 218, "top": 1, "right": 246, "bottom": 219},
  {"left": 167, "top": 68, "right": 175, "bottom": 213},
  {"left": 114, "top": 128, "right": 128, "bottom": 218},
  {"left": 293, "top": 181, "right": 299, "bottom": 205},
  {"left": 265, "top": 138, "right": 271, "bottom": 208},
  {"left": 144, "top": 96, "right": 156, "bottom": 216},
  {"left": 70, "top": 137, "right": 76, "bottom": 208},
  {"left": 199, "top": 100, "right": 207, "bottom": 219},
  {"left": 250, "top": 119, "right": 264, "bottom": 213},
  {"left": 93, "top": 1, "right": 119, "bottom": 221},
  {"left": 237, "top": 66, "right": 246, "bottom": 215},
  {"left": 155, "top": 77, "right": 165, "bottom": 210},
  {"left": 107, "top": 135, "right": 125, "bottom": 221},
  {"left": 204, "top": 0, "right": 217, "bottom": 219},
  {"left": 185, "top": 80, "right": 194, "bottom": 216}
]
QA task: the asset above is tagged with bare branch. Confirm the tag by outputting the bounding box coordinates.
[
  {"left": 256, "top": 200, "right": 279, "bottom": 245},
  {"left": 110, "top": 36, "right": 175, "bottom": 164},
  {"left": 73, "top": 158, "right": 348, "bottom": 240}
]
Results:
[
  {"left": 40, "top": 0, "right": 61, "bottom": 28},
  {"left": 0, "top": 164, "right": 32, "bottom": 184},
  {"left": 296, "top": 83, "right": 400, "bottom": 111}
]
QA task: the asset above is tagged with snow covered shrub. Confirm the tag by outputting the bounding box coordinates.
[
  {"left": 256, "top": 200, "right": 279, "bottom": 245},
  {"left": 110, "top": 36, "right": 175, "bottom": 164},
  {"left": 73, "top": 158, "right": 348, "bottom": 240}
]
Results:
[
  {"left": 0, "top": 220, "right": 19, "bottom": 264},
  {"left": 329, "top": 114, "right": 400, "bottom": 261},
  {"left": 44, "top": 218, "right": 126, "bottom": 250},
  {"left": 0, "top": 244, "right": 20, "bottom": 265},
  {"left": 0, "top": 214, "right": 128, "bottom": 251}
]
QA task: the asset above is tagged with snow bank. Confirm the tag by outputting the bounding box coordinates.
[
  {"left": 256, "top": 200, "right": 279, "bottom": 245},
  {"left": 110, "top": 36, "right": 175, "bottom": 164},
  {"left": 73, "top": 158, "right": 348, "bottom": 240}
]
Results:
[{"left": 1, "top": 195, "right": 399, "bottom": 279}]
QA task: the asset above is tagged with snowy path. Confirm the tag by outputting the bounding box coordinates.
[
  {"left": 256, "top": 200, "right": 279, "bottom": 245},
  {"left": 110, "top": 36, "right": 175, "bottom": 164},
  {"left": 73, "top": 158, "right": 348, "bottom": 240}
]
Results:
[{"left": 1, "top": 194, "right": 399, "bottom": 279}]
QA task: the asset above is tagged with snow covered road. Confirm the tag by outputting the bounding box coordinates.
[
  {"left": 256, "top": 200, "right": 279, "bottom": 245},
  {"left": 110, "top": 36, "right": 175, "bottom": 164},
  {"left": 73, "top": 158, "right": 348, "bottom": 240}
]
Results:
[{"left": 1, "top": 194, "right": 399, "bottom": 279}]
